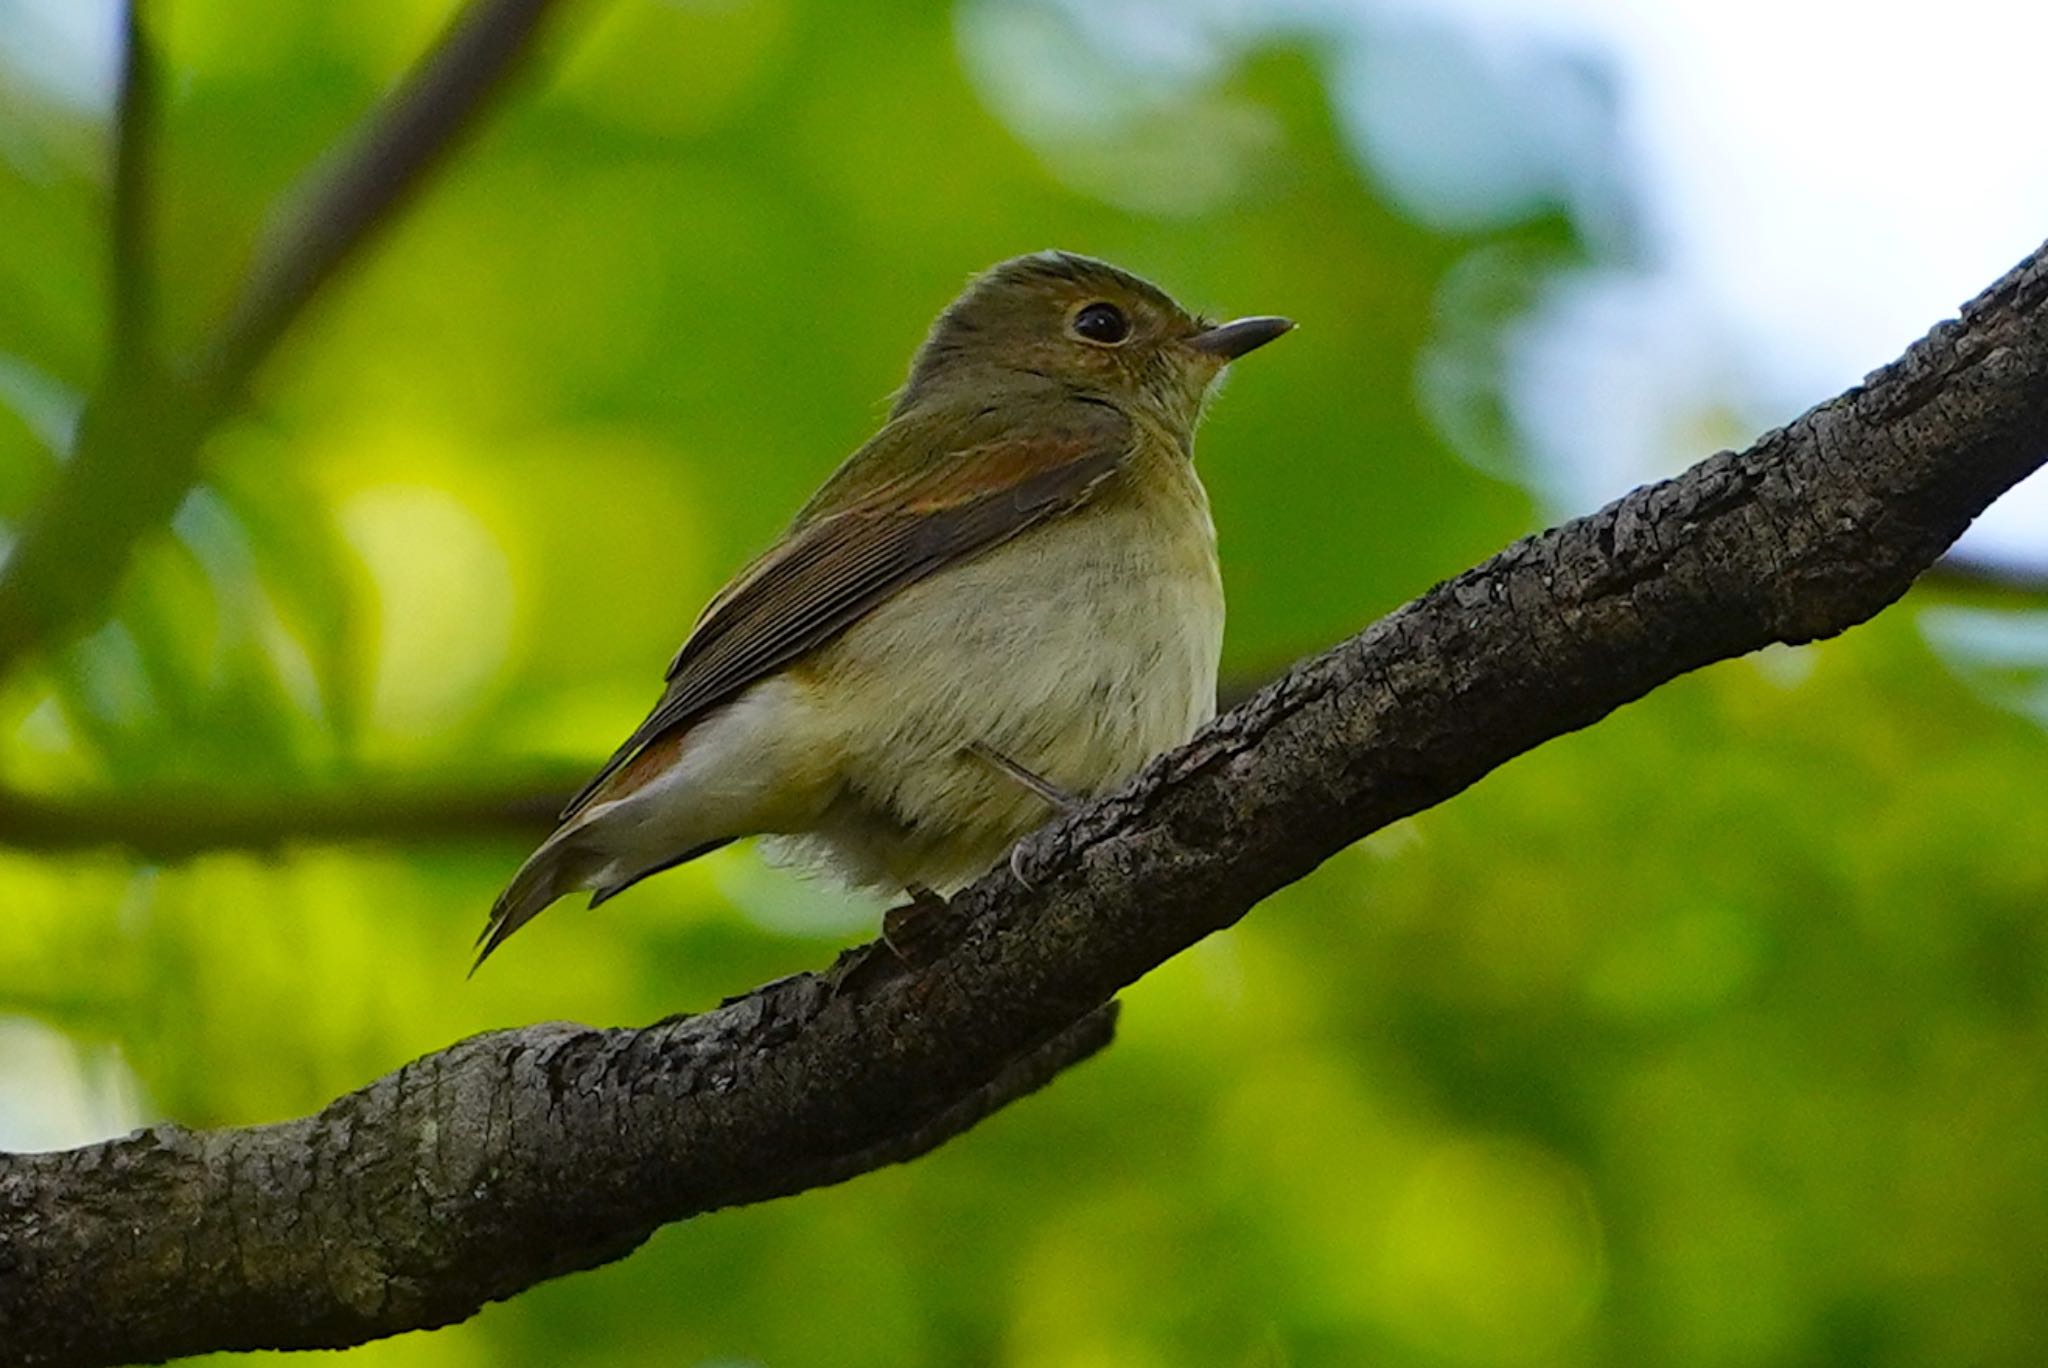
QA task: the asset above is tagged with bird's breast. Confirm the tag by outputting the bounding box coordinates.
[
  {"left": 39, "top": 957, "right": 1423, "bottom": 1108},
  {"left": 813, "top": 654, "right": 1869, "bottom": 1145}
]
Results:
[{"left": 784, "top": 456, "right": 1224, "bottom": 889}]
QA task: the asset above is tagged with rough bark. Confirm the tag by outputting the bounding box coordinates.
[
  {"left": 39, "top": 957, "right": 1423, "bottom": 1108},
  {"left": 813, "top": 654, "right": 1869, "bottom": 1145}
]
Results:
[{"left": 2, "top": 240, "right": 2045, "bottom": 1367}]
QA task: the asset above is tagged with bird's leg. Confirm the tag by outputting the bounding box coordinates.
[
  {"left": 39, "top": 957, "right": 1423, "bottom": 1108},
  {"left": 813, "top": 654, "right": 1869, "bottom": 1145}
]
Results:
[
  {"left": 965, "top": 741, "right": 1079, "bottom": 812},
  {"left": 882, "top": 882, "right": 951, "bottom": 965},
  {"left": 967, "top": 742, "right": 1082, "bottom": 894}
]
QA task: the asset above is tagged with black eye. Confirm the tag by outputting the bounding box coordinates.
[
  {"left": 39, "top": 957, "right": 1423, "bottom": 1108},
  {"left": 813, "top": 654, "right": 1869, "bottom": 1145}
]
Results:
[{"left": 1070, "top": 301, "right": 1130, "bottom": 344}]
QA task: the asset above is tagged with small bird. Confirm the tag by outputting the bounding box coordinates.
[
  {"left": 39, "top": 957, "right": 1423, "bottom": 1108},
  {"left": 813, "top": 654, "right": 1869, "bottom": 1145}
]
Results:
[{"left": 476, "top": 251, "right": 1290, "bottom": 967}]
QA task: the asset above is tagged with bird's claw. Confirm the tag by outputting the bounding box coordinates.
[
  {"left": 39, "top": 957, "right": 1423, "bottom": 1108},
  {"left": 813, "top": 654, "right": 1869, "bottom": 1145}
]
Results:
[{"left": 1009, "top": 841, "right": 1039, "bottom": 892}]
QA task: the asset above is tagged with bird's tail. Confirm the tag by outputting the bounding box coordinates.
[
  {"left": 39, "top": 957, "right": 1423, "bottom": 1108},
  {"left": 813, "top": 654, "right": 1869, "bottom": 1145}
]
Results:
[{"left": 472, "top": 824, "right": 605, "bottom": 974}]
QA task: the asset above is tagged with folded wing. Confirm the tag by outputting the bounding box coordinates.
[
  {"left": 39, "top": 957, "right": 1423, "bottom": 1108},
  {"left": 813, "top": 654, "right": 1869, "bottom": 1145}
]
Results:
[{"left": 559, "top": 399, "right": 1132, "bottom": 820}]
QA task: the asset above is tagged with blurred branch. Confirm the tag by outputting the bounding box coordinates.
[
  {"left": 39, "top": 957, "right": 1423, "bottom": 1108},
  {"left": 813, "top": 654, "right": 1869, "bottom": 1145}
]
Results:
[
  {"left": 0, "top": 680, "right": 1254, "bottom": 854},
  {"left": 0, "top": 0, "right": 572, "bottom": 686},
  {"left": 109, "top": 0, "right": 157, "bottom": 374},
  {"left": 1920, "top": 551, "right": 2048, "bottom": 601},
  {"left": 193, "top": 0, "right": 569, "bottom": 406},
  {"left": 4, "top": 239, "right": 2046, "bottom": 1365},
  {"left": 0, "top": 774, "right": 578, "bottom": 857}
]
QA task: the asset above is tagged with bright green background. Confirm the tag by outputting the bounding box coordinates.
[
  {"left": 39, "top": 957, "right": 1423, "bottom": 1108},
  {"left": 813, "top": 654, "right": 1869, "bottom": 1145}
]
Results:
[{"left": 3, "top": 3, "right": 2046, "bottom": 1365}]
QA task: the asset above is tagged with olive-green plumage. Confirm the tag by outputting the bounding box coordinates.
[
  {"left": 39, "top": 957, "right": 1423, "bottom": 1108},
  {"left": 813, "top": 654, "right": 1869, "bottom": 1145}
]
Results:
[{"left": 479, "top": 251, "right": 1290, "bottom": 966}]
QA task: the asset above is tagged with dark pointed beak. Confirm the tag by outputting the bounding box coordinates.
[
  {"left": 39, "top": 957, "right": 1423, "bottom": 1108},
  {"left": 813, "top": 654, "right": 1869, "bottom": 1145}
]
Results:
[{"left": 1185, "top": 315, "right": 1294, "bottom": 360}]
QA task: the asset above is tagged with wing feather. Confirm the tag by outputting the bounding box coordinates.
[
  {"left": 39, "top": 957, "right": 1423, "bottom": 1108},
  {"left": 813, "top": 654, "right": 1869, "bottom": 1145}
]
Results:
[{"left": 560, "top": 401, "right": 1131, "bottom": 819}]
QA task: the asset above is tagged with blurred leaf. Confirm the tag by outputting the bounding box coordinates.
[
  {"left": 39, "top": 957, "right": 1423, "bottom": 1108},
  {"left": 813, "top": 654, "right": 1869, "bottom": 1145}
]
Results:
[
  {"left": 0, "top": 131, "right": 103, "bottom": 388},
  {"left": 208, "top": 442, "right": 367, "bottom": 750},
  {"left": 0, "top": 349, "right": 79, "bottom": 458}
]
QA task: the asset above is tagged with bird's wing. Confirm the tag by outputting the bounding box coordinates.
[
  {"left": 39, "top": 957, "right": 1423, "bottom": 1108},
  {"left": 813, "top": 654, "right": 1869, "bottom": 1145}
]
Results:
[{"left": 559, "top": 400, "right": 1132, "bottom": 820}]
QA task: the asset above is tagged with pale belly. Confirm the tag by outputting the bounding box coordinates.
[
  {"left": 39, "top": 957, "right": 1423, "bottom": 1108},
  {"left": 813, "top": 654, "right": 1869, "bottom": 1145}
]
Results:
[{"left": 767, "top": 494, "right": 1224, "bottom": 892}]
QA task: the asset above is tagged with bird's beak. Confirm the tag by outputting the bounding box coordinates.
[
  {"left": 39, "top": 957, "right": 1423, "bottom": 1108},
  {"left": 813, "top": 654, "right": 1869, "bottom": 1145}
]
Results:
[{"left": 1185, "top": 315, "right": 1294, "bottom": 360}]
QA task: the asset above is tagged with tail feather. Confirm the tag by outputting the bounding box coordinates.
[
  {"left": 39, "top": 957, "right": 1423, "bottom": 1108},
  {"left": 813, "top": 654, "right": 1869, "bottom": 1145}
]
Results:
[
  {"left": 586, "top": 837, "right": 735, "bottom": 908},
  {"left": 472, "top": 827, "right": 602, "bottom": 974},
  {"left": 474, "top": 830, "right": 739, "bottom": 973}
]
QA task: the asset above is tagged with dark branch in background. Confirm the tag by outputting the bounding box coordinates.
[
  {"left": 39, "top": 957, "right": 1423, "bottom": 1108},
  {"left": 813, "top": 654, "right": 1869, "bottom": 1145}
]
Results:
[
  {"left": 1920, "top": 551, "right": 2048, "bottom": 600},
  {"left": 108, "top": 0, "right": 157, "bottom": 375},
  {"left": 193, "top": 0, "right": 567, "bottom": 406},
  {"left": 3, "top": 691, "right": 1294, "bottom": 856},
  {"left": 0, "top": 0, "right": 570, "bottom": 685},
  {"left": 0, "top": 772, "right": 576, "bottom": 858},
  {"left": 3, "top": 242, "right": 2045, "bottom": 1368}
]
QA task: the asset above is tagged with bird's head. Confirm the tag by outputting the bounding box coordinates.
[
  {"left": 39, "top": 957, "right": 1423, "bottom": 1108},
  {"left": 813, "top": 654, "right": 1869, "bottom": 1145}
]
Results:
[{"left": 898, "top": 251, "right": 1292, "bottom": 438}]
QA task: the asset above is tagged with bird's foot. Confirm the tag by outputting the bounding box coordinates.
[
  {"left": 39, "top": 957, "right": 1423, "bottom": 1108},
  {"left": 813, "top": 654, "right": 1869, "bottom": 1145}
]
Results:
[
  {"left": 826, "top": 886, "right": 952, "bottom": 998},
  {"left": 881, "top": 883, "right": 951, "bottom": 966},
  {"left": 1009, "top": 841, "right": 1039, "bottom": 892}
]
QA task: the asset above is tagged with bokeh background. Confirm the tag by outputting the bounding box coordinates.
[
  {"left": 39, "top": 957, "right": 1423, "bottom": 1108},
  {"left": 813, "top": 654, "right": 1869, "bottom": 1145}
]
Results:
[{"left": 5, "top": 1, "right": 2048, "bottom": 1364}]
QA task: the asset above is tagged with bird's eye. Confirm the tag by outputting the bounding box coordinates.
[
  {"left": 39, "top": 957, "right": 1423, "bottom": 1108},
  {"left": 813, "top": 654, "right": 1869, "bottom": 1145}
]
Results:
[{"left": 1070, "top": 301, "right": 1130, "bottom": 345}]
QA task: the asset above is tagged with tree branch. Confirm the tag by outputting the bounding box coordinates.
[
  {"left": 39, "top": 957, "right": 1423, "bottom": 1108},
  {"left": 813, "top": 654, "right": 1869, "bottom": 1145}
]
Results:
[
  {"left": 0, "top": 774, "right": 574, "bottom": 857},
  {"left": 108, "top": 0, "right": 157, "bottom": 375},
  {"left": 0, "top": 0, "right": 571, "bottom": 685},
  {"left": 192, "top": 0, "right": 569, "bottom": 407},
  {"left": 1920, "top": 550, "right": 2048, "bottom": 600},
  {"left": 3, "top": 240, "right": 2046, "bottom": 1367},
  {"left": 0, "top": 672, "right": 1255, "bottom": 860}
]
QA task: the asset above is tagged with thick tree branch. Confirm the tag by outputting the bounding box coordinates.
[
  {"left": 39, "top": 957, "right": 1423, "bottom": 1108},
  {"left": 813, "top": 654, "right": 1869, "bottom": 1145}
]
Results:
[
  {"left": 0, "top": 0, "right": 571, "bottom": 685},
  {"left": 3, "top": 240, "right": 2046, "bottom": 1367}
]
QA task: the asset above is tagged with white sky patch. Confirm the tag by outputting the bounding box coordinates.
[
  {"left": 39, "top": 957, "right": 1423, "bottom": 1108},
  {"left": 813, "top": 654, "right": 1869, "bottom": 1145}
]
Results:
[
  {"left": 0, "top": 0, "right": 116, "bottom": 114},
  {"left": 0, "top": 1017, "right": 143, "bottom": 1151},
  {"left": 970, "top": 0, "right": 2048, "bottom": 562},
  {"left": 1376, "top": 0, "right": 2048, "bottom": 565}
]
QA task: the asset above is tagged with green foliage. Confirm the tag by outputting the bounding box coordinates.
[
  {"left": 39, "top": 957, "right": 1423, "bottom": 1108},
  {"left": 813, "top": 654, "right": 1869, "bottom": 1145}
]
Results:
[{"left": 2, "top": 2, "right": 2045, "bottom": 1365}]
